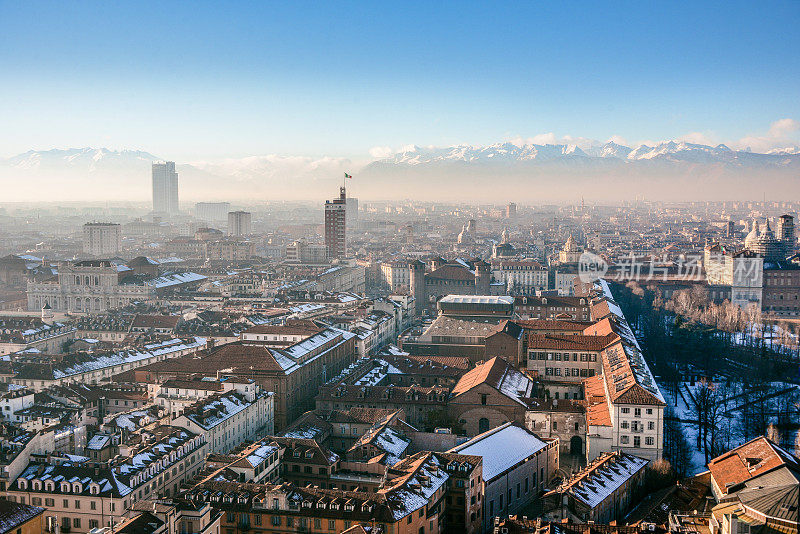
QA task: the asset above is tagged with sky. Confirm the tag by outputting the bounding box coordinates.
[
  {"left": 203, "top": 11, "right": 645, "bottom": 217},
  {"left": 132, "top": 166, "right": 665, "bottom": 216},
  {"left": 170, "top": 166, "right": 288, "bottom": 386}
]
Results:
[{"left": 1, "top": 0, "right": 799, "bottom": 162}]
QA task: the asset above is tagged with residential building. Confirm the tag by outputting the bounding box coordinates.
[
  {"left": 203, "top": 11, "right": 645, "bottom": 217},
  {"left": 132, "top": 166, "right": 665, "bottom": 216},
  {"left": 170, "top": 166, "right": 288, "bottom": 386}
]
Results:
[
  {"left": 195, "top": 202, "right": 231, "bottom": 223},
  {"left": 5, "top": 425, "right": 208, "bottom": 532},
  {"left": 541, "top": 451, "right": 649, "bottom": 523},
  {"left": 82, "top": 223, "right": 121, "bottom": 257},
  {"left": 227, "top": 211, "right": 252, "bottom": 236},
  {"left": 449, "top": 422, "right": 559, "bottom": 534},
  {"left": 173, "top": 388, "right": 274, "bottom": 453}
]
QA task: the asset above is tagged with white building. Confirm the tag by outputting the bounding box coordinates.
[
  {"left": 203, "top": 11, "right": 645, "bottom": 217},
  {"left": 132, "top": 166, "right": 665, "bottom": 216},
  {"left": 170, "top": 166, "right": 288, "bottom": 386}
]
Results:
[
  {"left": 152, "top": 161, "right": 179, "bottom": 215},
  {"left": 227, "top": 211, "right": 252, "bottom": 236},
  {"left": 498, "top": 260, "right": 549, "bottom": 294},
  {"left": 449, "top": 423, "right": 559, "bottom": 534},
  {"left": 195, "top": 202, "right": 231, "bottom": 222},
  {"left": 82, "top": 223, "right": 121, "bottom": 257},
  {"left": 379, "top": 261, "right": 410, "bottom": 292},
  {"left": 173, "top": 388, "right": 275, "bottom": 453}
]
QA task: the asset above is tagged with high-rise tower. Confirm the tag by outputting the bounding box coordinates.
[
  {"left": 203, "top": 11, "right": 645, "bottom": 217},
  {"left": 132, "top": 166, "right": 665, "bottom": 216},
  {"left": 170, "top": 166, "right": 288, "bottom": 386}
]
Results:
[
  {"left": 776, "top": 214, "right": 796, "bottom": 258},
  {"left": 324, "top": 186, "right": 347, "bottom": 260},
  {"left": 152, "top": 161, "right": 179, "bottom": 215}
]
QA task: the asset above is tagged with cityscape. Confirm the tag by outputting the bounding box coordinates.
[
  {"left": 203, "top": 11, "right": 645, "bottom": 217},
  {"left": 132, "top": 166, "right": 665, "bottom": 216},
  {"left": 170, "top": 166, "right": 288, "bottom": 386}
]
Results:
[{"left": 0, "top": 3, "right": 799, "bottom": 534}]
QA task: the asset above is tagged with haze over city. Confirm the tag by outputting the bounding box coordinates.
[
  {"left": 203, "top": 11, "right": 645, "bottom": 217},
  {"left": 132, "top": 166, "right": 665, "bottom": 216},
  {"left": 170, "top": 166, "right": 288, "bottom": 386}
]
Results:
[
  {"left": 0, "top": 3, "right": 799, "bottom": 534},
  {"left": 1, "top": 1, "right": 799, "bottom": 201}
]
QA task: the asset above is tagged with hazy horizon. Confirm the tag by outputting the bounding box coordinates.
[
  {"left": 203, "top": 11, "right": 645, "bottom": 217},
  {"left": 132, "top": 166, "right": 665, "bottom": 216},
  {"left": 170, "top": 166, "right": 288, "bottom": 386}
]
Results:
[{"left": 1, "top": 1, "right": 798, "bottom": 202}]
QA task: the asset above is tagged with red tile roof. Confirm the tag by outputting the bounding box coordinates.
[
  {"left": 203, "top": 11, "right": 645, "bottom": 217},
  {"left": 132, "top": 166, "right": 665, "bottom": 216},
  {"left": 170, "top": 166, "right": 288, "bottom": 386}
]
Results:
[{"left": 708, "top": 436, "right": 800, "bottom": 494}]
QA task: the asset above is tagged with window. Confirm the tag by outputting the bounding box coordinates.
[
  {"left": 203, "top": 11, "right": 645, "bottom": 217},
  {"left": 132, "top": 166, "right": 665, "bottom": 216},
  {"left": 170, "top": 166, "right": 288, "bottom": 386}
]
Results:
[
  {"left": 646, "top": 408, "right": 653, "bottom": 415},
  {"left": 480, "top": 394, "right": 488, "bottom": 405},
  {"left": 621, "top": 407, "right": 630, "bottom": 414},
  {"left": 621, "top": 435, "right": 629, "bottom": 444},
  {"left": 648, "top": 421, "right": 655, "bottom": 430},
  {"left": 634, "top": 408, "right": 641, "bottom": 417},
  {"left": 329, "top": 520, "right": 335, "bottom": 530},
  {"left": 646, "top": 437, "right": 654, "bottom": 445},
  {"left": 634, "top": 436, "right": 641, "bottom": 447},
  {"left": 90, "top": 502, "right": 97, "bottom": 511},
  {"left": 89, "top": 521, "right": 99, "bottom": 530},
  {"left": 478, "top": 418, "right": 490, "bottom": 434},
  {"left": 271, "top": 516, "right": 280, "bottom": 526}
]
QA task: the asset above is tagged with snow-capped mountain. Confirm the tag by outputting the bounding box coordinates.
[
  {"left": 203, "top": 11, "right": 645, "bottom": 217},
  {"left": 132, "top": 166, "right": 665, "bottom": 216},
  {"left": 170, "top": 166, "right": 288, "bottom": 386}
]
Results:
[
  {"left": 1, "top": 141, "right": 799, "bottom": 203},
  {"left": 373, "top": 140, "right": 800, "bottom": 167},
  {"left": 4, "top": 147, "right": 161, "bottom": 170}
]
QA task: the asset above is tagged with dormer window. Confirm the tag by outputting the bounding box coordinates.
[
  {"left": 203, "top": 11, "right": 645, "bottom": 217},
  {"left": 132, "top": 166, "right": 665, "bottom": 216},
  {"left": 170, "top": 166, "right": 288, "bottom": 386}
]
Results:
[
  {"left": 61, "top": 482, "right": 70, "bottom": 493},
  {"left": 17, "top": 479, "right": 27, "bottom": 490},
  {"left": 305, "top": 450, "right": 314, "bottom": 458},
  {"left": 45, "top": 481, "right": 55, "bottom": 492},
  {"left": 293, "top": 450, "right": 301, "bottom": 458}
]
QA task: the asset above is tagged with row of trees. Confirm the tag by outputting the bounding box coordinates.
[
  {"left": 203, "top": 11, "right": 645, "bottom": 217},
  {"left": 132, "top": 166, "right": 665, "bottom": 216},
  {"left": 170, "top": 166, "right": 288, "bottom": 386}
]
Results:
[{"left": 612, "top": 281, "right": 800, "bottom": 467}]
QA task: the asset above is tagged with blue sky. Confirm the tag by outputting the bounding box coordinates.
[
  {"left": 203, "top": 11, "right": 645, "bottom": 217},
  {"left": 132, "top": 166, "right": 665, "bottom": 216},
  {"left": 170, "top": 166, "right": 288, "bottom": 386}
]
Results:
[{"left": 1, "top": 0, "right": 798, "bottom": 161}]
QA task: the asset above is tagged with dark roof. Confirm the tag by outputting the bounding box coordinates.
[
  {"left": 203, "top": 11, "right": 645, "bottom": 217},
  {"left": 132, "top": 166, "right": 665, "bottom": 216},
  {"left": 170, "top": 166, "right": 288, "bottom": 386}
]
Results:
[
  {"left": 131, "top": 315, "right": 180, "bottom": 329},
  {"left": 113, "top": 512, "right": 165, "bottom": 534},
  {"left": 426, "top": 264, "right": 475, "bottom": 281},
  {"left": 0, "top": 500, "right": 44, "bottom": 534},
  {"left": 738, "top": 484, "right": 799, "bottom": 522}
]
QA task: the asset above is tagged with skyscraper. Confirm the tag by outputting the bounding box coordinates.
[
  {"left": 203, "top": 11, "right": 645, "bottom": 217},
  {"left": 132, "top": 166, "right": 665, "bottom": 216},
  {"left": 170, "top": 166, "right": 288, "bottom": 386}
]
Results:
[
  {"left": 152, "top": 161, "right": 179, "bottom": 215},
  {"left": 228, "top": 210, "right": 252, "bottom": 236},
  {"left": 324, "top": 186, "right": 347, "bottom": 260}
]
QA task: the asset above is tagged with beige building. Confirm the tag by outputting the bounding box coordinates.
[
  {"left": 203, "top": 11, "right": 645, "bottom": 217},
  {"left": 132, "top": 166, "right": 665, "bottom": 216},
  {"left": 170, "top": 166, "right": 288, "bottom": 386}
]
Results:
[
  {"left": 4, "top": 425, "right": 208, "bottom": 533},
  {"left": 82, "top": 223, "right": 121, "bottom": 257}
]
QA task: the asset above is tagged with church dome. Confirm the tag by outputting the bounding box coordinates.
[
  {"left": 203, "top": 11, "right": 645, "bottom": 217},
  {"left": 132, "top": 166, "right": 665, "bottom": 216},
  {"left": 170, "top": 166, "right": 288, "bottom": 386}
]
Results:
[
  {"left": 564, "top": 234, "right": 577, "bottom": 252},
  {"left": 744, "top": 220, "right": 760, "bottom": 249}
]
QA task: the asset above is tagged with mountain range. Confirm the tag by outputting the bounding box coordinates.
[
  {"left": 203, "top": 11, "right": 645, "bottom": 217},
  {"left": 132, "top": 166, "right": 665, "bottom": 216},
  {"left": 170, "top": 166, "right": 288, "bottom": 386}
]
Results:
[{"left": 1, "top": 142, "right": 799, "bottom": 203}]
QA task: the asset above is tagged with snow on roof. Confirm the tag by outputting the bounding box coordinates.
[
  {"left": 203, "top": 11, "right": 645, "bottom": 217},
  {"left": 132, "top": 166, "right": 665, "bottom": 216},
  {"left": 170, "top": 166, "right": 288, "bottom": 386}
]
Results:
[
  {"left": 289, "top": 303, "right": 326, "bottom": 314},
  {"left": 594, "top": 280, "right": 665, "bottom": 404},
  {"left": 449, "top": 423, "right": 546, "bottom": 482},
  {"left": 146, "top": 271, "right": 207, "bottom": 289},
  {"left": 438, "top": 295, "right": 514, "bottom": 305},
  {"left": 184, "top": 392, "right": 253, "bottom": 430},
  {"left": 244, "top": 443, "right": 279, "bottom": 468},
  {"left": 561, "top": 452, "right": 649, "bottom": 508},
  {"left": 86, "top": 434, "right": 111, "bottom": 450},
  {"left": 373, "top": 427, "right": 410, "bottom": 465},
  {"left": 50, "top": 337, "right": 205, "bottom": 380},
  {"left": 384, "top": 454, "right": 449, "bottom": 520}
]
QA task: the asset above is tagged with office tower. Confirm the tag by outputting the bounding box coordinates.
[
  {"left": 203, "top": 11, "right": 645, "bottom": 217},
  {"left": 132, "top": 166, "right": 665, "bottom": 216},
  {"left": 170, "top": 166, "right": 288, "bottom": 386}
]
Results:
[
  {"left": 195, "top": 202, "right": 231, "bottom": 222},
  {"left": 82, "top": 222, "right": 121, "bottom": 257},
  {"left": 227, "top": 210, "right": 252, "bottom": 236},
  {"left": 152, "top": 161, "right": 179, "bottom": 215},
  {"left": 324, "top": 187, "right": 347, "bottom": 260},
  {"left": 776, "top": 214, "right": 795, "bottom": 257},
  {"left": 346, "top": 196, "right": 359, "bottom": 229},
  {"left": 506, "top": 202, "right": 517, "bottom": 218}
]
